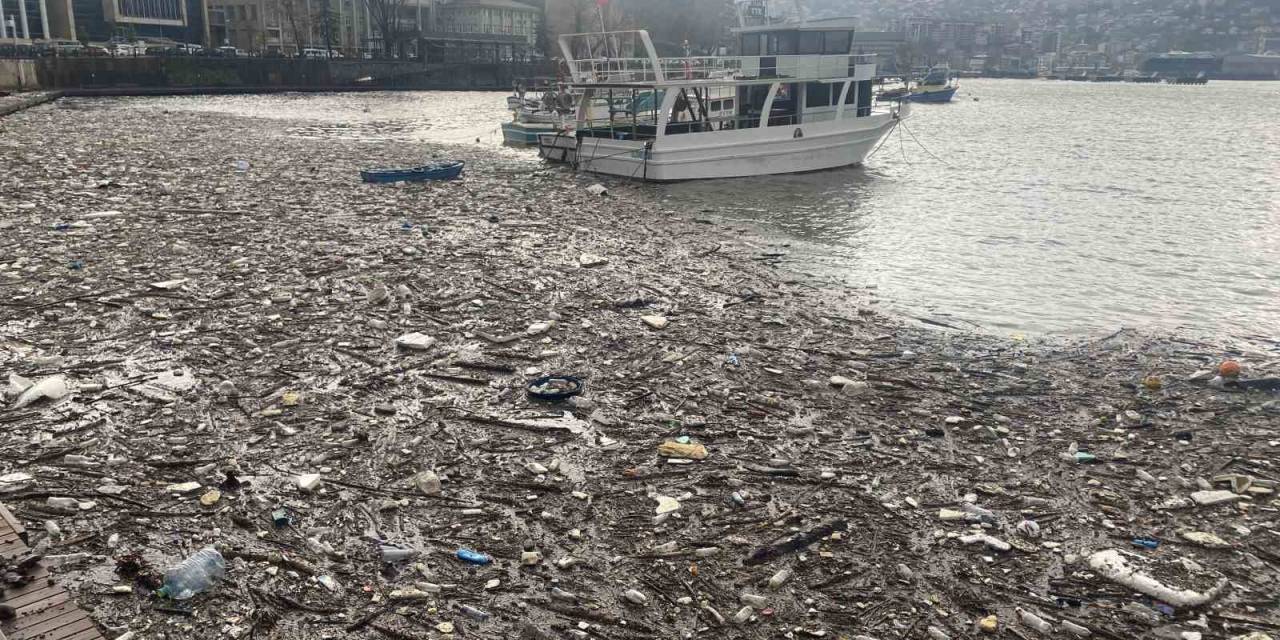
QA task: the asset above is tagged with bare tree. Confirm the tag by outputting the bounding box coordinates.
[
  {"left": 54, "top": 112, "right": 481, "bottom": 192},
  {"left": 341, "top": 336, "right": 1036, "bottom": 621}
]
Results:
[
  {"left": 364, "top": 0, "right": 409, "bottom": 58},
  {"left": 281, "top": 0, "right": 309, "bottom": 56},
  {"left": 315, "top": 1, "right": 339, "bottom": 57}
]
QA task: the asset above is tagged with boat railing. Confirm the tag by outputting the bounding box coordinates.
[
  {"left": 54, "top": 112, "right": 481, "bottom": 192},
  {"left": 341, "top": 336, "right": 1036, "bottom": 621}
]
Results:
[
  {"left": 572, "top": 97, "right": 896, "bottom": 143},
  {"left": 560, "top": 30, "right": 876, "bottom": 84},
  {"left": 567, "top": 53, "right": 876, "bottom": 84}
]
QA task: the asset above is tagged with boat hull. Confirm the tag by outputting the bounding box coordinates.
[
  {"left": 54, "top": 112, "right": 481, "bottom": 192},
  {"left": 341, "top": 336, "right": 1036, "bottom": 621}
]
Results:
[
  {"left": 905, "top": 86, "right": 958, "bottom": 103},
  {"left": 571, "top": 113, "right": 899, "bottom": 182},
  {"left": 502, "top": 121, "right": 557, "bottom": 146},
  {"left": 538, "top": 131, "right": 578, "bottom": 164}
]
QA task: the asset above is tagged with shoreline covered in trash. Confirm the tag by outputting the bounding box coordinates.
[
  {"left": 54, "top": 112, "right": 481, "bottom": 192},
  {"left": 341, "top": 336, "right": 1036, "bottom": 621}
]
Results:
[{"left": 1, "top": 99, "right": 1278, "bottom": 640}]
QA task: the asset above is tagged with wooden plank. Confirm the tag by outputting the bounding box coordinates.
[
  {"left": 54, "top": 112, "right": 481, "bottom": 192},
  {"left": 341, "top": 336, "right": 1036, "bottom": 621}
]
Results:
[
  {"left": 2, "top": 566, "right": 51, "bottom": 593},
  {"left": 3, "top": 570, "right": 56, "bottom": 599},
  {"left": 0, "top": 503, "right": 103, "bottom": 640},
  {"left": 58, "top": 628, "right": 106, "bottom": 640},
  {"left": 1, "top": 584, "right": 66, "bottom": 610},
  {"left": 0, "top": 505, "right": 24, "bottom": 538},
  {"left": 0, "top": 541, "right": 27, "bottom": 558},
  {"left": 9, "top": 599, "right": 81, "bottom": 632},
  {"left": 8, "top": 611, "right": 89, "bottom": 640},
  {"left": 9, "top": 613, "right": 95, "bottom": 640},
  {"left": 10, "top": 590, "right": 72, "bottom": 616}
]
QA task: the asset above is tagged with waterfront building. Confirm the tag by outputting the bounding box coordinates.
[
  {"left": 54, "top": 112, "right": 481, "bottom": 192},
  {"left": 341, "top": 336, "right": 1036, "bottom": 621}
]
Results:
[
  {"left": 0, "top": 0, "right": 75, "bottom": 41},
  {"left": 850, "top": 30, "right": 904, "bottom": 74}
]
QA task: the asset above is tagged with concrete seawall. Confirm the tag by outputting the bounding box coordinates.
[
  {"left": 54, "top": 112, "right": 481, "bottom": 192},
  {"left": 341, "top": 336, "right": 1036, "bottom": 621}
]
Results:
[
  {"left": 0, "top": 57, "right": 553, "bottom": 92},
  {"left": 0, "top": 60, "right": 40, "bottom": 91}
]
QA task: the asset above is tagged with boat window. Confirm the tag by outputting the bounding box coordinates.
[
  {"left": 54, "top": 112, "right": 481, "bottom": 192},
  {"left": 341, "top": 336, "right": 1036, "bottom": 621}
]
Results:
[
  {"left": 805, "top": 82, "right": 831, "bottom": 107},
  {"left": 741, "top": 34, "right": 761, "bottom": 56},
  {"left": 709, "top": 100, "right": 721, "bottom": 111},
  {"left": 767, "top": 32, "right": 797, "bottom": 55},
  {"left": 824, "top": 31, "right": 851, "bottom": 55},
  {"left": 722, "top": 99, "right": 734, "bottom": 111},
  {"left": 798, "top": 31, "right": 823, "bottom": 55},
  {"left": 738, "top": 84, "right": 771, "bottom": 128},
  {"left": 844, "top": 81, "right": 858, "bottom": 104},
  {"left": 856, "top": 79, "right": 873, "bottom": 116}
]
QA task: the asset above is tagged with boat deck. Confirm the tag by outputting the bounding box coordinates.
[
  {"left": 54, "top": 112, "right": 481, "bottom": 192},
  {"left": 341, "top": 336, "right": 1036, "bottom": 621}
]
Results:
[{"left": 0, "top": 504, "right": 106, "bottom": 640}]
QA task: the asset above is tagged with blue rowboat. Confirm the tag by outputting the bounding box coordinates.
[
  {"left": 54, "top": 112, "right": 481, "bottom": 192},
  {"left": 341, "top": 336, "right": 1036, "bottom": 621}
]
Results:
[{"left": 360, "top": 161, "right": 464, "bottom": 184}]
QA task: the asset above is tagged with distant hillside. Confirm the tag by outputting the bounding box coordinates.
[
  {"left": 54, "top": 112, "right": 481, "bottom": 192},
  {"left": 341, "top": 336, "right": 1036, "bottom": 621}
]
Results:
[{"left": 804, "top": 0, "right": 1276, "bottom": 53}]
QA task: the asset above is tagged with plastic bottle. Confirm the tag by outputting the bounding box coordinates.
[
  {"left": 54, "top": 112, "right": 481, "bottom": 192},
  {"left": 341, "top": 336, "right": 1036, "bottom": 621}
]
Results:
[
  {"left": 159, "top": 548, "right": 225, "bottom": 599},
  {"left": 959, "top": 503, "right": 997, "bottom": 525},
  {"left": 456, "top": 548, "right": 492, "bottom": 565}
]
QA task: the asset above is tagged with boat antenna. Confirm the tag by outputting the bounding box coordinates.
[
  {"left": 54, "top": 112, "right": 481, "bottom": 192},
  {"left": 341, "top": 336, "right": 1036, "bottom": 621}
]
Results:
[{"left": 596, "top": 1, "right": 613, "bottom": 59}]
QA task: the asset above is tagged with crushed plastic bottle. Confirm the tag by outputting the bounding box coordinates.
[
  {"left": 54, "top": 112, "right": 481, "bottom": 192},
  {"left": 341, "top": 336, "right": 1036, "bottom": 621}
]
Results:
[
  {"left": 158, "top": 548, "right": 225, "bottom": 599},
  {"left": 959, "top": 502, "right": 997, "bottom": 525},
  {"left": 456, "top": 548, "right": 492, "bottom": 565}
]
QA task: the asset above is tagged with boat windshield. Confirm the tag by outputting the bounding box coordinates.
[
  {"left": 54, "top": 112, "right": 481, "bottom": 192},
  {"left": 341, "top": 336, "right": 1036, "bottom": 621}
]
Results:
[{"left": 921, "top": 69, "right": 949, "bottom": 85}]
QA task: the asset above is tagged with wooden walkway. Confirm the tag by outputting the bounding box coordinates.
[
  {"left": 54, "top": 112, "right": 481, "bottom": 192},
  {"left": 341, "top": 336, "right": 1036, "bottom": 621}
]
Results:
[{"left": 0, "top": 505, "right": 105, "bottom": 640}]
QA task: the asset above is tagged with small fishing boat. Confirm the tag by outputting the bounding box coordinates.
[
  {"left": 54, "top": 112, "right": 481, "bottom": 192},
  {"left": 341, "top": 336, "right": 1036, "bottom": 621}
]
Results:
[
  {"left": 503, "top": 86, "right": 577, "bottom": 146},
  {"left": 904, "top": 67, "right": 958, "bottom": 103},
  {"left": 360, "top": 161, "right": 464, "bottom": 184}
]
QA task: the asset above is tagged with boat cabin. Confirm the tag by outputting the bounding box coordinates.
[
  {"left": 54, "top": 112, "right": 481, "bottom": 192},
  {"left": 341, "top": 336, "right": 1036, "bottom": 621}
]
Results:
[{"left": 558, "top": 22, "right": 880, "bottom": 143}]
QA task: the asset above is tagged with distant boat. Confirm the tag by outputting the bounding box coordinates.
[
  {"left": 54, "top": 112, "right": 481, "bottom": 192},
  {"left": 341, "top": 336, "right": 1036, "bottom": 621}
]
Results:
[
  {"left": 360, "top": 161, "right": 464, "bottom": 184},
  {"left": 905, "top": 67, "right": 959, "bottom": 103}
]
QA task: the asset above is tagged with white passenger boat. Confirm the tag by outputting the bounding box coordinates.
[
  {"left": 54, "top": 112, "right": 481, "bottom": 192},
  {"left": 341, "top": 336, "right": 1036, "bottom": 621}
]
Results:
[{"left": 538, "top": 3, "right": 906, "bottom": 181}]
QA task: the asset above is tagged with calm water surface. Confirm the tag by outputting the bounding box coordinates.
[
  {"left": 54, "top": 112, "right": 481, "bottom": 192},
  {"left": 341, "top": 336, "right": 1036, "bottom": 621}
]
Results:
[{"left": 122, "top": 81, "right": 1280, "bottom": 337}]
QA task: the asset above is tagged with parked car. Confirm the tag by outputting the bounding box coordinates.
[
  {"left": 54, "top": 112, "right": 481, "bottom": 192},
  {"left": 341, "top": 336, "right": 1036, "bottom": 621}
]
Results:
[
  {"left": 36, "top": 39, "right": 85, "bottom": 56},
  {"left": 83, "top": 44, "right": 111, "bottom": 57},
  {"left": 301, "top": 47, "right": 342, "bottom": 59},
  {"left": 145, "top": 45, "right": 176, "bottom": 56},
  {"left": 109, "top": 43, "right": 143, "bottom": 56},
  {"left": 174, "top": 42, "right": 203, "bottom": 55}
]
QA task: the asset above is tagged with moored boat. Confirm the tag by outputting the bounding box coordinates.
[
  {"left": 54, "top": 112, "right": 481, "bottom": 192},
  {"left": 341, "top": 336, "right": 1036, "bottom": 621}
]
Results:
[
  {"left": 503, "top": 84, "right": 577, "bottom": 146},
  {"left": 904, "top": 67, "right": 958, "bottom": 103},
  {"left": 542, "top": 3, "right": 905, "bottom": 181}
]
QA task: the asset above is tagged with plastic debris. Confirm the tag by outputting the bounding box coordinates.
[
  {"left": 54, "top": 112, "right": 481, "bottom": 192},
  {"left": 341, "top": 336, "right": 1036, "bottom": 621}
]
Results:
[
  {"left": 657, "top": 440, "right": 709, "bottom": 460},
  {"left": 394, "top": 332, "right": 436, "bottom": 350},
  {"left": 2, "top": 97, "right": 1276, "bottom": 640},
  {"left": 10, "top": 375, "right": 69, "bottom": 409},
  {"left": 1087, "top": 549, "right": 1228, "bottom": 608},
  {"left": 456, "top": 549, "right": 492, "bottom": 565}
]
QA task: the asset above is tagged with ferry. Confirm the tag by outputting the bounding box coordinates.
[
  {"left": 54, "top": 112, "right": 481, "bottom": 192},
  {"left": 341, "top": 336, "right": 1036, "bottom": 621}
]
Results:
[{"left": 537, "top": 1, "right": 905, "bottom": 181}]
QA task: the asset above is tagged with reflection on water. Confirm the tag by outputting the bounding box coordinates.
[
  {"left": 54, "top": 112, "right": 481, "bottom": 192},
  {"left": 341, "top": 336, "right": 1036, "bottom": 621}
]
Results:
[
  {"left": 655, "top": 80, "right": 1280, "bottom": 337},
  {"left": 125, "top": 90, "right": 517, "bottom": 146},
  {"left": 119, "top": 83, "right": 1280, "bottom": 337}
]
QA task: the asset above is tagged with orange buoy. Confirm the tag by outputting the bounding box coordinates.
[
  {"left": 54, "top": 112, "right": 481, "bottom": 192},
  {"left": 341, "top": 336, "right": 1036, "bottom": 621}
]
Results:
[{"left": 1219, "top": 360, "right": 1241, "bottom": 378}]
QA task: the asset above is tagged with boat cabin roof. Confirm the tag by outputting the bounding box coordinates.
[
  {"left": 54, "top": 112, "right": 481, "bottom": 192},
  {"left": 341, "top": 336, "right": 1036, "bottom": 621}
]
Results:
[
  {"left": 732, "top": 17, "right": 859, "bottom": 34},
  {"left": 558, "top": 29, "right": 875, "bottom": 90}
]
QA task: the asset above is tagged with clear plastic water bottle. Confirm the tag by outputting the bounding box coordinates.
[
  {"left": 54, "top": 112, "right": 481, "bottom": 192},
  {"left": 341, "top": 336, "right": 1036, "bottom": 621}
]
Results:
[{"left": 159, "top": 548, "right": 226, "bottom": 599}]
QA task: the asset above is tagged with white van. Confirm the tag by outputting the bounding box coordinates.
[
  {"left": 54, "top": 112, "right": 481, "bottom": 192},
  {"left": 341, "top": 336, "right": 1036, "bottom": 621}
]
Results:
[{"left": 302, "top": 47, "right": 342, "bottom": 59}]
